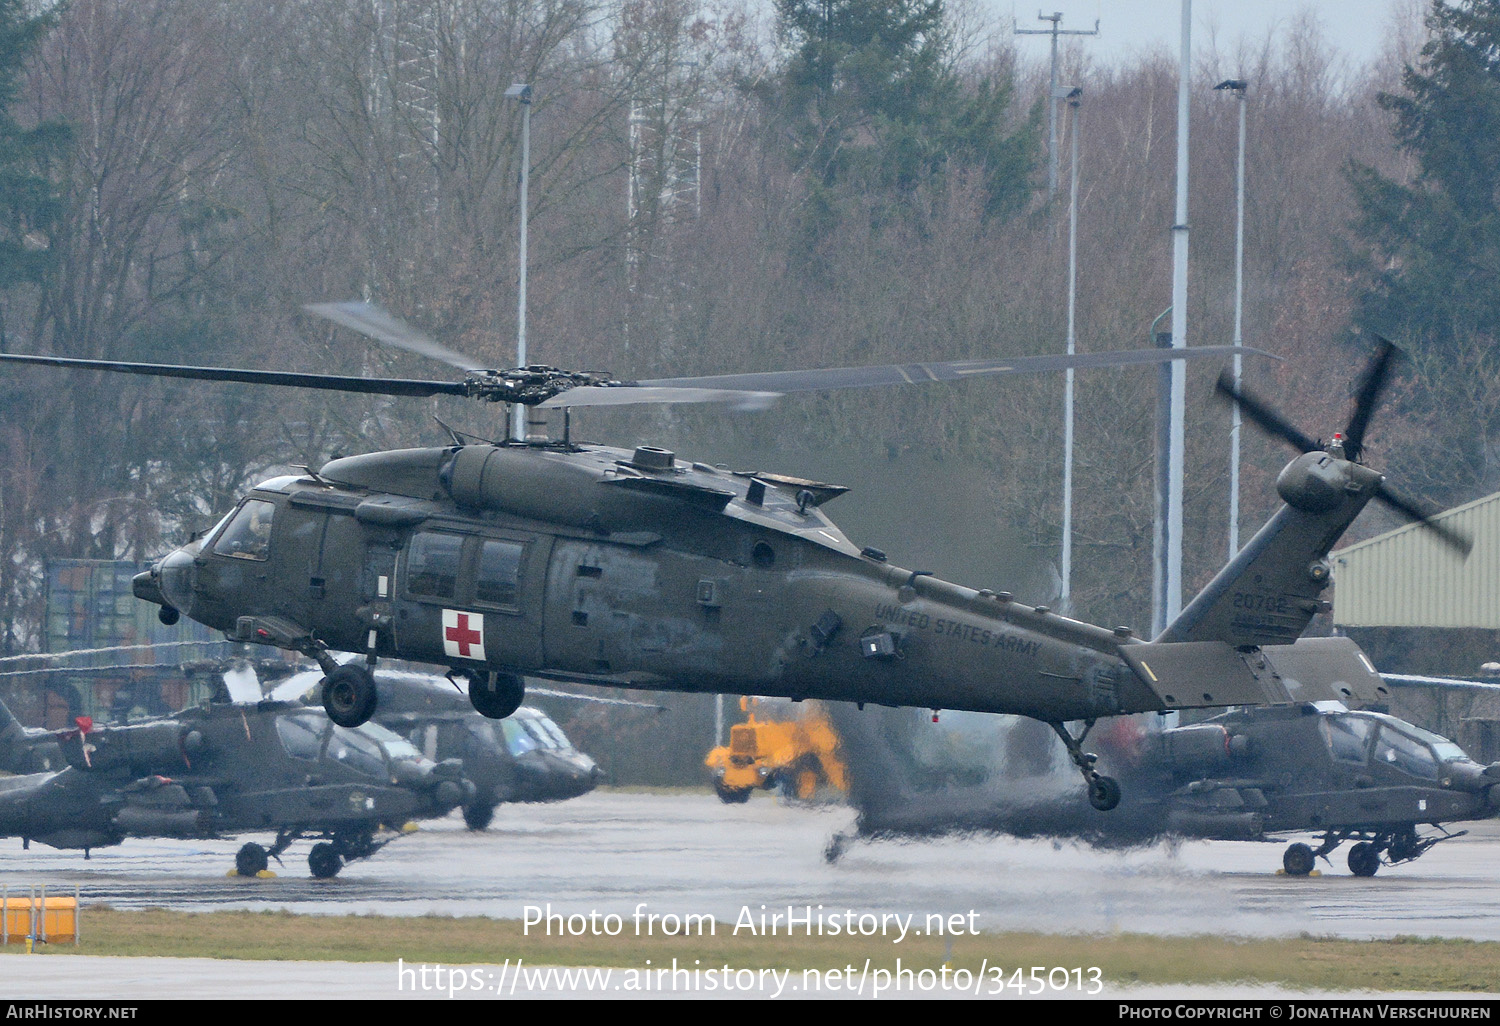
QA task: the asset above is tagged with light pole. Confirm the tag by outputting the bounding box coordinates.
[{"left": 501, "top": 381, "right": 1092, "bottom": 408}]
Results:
[
  {"left": 1015, "top": 12, "right": 1099, "bottom": 197},
  {"left": 1215, "top": 78, "right": 1249, "bottom": 560},
  {"left": 1061, "top": 86, "right": 1082, "bottom": 615},
  {"left": 506, "top": 82, "right": 532, "bottom": 440},
  {"left": 1155, "top": 0, "right": 1191, "bottom": 639}
]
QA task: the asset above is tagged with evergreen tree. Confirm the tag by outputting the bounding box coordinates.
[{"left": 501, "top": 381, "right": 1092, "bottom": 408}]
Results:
[
  {"left": 770, "top": 0, "right": 1037, "bottom": 221},
  {"left": 1347, "top": 0, "right": 1500, "bottom": 494},
  {"left": 0, "top": 0, "right": 64, "bottom": 298}
]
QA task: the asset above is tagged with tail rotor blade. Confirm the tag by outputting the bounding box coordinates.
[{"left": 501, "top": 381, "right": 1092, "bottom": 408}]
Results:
[
  {"left": 1342, "top": 337, "right": 1400, "bottom": 462},
  {"left": 1373, "top": 483, "right": 1473, "bottom": 557},
  {"left": 1216, "top": 370, "right": 1322, "bottom": 453}
]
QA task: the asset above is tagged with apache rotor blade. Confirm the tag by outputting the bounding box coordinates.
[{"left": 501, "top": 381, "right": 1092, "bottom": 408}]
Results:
[
  {"left": 1215, "top": 370, "right": 1322, "bottom": 453},
  {"left": 1342, "top": 336, "right": 1399, "bottom": 461},
  {"left": 0, "top": 352, "right": 471, "bottom": 399},
  {"left": 1372, "top": 482, "right": 1473, "bottom": 557},
  {"left": 633, "top": 344, "right": 1272, "bottom": 397},
  {"left": 305, "top": 301, "right": 490, "bottom": 372}
]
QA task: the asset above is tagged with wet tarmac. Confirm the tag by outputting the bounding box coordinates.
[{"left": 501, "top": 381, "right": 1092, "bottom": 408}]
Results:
[{"left": 2, "top": 790, "right": 1500, "bottom": 943}]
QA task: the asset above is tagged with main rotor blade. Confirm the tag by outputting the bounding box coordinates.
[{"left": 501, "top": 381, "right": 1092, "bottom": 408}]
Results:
[
  {"left": 1215, "top": 370, "right": 1322, "bottom": 453},
  {"left": 1343, "top": 336, "right": 1399, "bottom": 460},
  {"left": 539, "top": 385, "right": 781, "bottom": 410},
  {"left": 0, "top": 352, "right": 470, "bottom": 398},
  {"left": 633, "top": 344, "right": 1272, "bottom": 397},
  {"left": 305, "top": 301, "right": 490, "bottom": 372},
  {"left": 1372, "top": 482, "right": 1473, "bottom": 557}
]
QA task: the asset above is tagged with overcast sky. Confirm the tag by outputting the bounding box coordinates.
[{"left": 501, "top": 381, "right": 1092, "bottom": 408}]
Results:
[{"left": 989, "top": 0, "right": 1415, "bottom": 71}]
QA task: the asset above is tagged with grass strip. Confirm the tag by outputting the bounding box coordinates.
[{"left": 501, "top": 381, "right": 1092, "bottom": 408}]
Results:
[{"left": 2, "top": 908, "right": 1497, "bottom": 993}]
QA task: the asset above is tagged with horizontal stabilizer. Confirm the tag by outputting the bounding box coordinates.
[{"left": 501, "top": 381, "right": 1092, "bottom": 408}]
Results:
[{"left": 1120, "top": 635, "right": 1390, "bottom": 711}]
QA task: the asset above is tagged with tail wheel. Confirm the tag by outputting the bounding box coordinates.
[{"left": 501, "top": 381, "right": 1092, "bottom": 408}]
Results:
[{"left": 1087, "top": 775, "right": 1121, "bottom": 812}]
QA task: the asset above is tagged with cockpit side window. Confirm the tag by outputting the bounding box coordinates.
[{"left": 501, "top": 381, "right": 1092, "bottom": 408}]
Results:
[
  {"left": 1320, "top": 714, "right": 1373, "bottom": 764},
  {"left": 212, "top": 499, "right": 276, "bottom": 561},
  {"left": 1372, "top": 726, "right": 1440, "bottom": 780}
]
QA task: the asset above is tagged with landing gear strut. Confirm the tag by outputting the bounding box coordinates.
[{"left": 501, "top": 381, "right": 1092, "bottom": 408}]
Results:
[{"left": 1049, "top": 720, "right": 1120, "bottom": 811}]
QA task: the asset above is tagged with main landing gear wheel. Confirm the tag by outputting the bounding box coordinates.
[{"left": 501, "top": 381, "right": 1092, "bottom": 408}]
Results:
[
  {"left": 1087, "top": 775, "right": 1121, "bottom": 812},
  {"left": 322, "top": 664, "right": 378, "bottom": 728},
  {"left": 467, "top": 671, "right": 524, "bottom": 720},
  {"left": 1283, "top": 842, "right": 1315, "bottom": 877},
  {"left": 308, "top": 842, "right": 343, "bottom": 879},
  {"left": 235, "top": 842, "right": 269, "bottom": 877},
  {"left": 1348, "top": 841, "right": 1381, "bottom": 877}
]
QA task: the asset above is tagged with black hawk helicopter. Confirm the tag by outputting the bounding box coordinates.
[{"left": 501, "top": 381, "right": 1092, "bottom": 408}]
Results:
[
  {"left": 0, "top": 307, "right": 1465, "bottom": 812},
  {"left": 0, "top": 682, "right": 473, "bottom": 878}
]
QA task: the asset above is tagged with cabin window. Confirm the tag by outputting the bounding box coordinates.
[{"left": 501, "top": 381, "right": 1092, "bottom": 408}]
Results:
[
  {"left": 213, "top": 499, "right": 276, "bottom": 561},
  {"left": 406, "top": 532, "right": 464, "bottom": 600},
  {"left": 475, "top": 539, "right": 525, "bottom": 608}
]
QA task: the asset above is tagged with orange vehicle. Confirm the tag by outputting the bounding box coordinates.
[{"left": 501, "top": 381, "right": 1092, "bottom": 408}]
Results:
[{"left": 705, "top": 698, "right": 847, "bottom": 803}]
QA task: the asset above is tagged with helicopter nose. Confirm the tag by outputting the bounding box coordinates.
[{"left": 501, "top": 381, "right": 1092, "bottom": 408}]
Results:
[{"left": 153, "top": 546, "right": 199, "bottom": 617}]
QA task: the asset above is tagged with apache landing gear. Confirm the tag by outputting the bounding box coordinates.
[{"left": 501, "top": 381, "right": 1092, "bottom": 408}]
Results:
[
  {"left": 1281, "top": 826, "right": 1466, "bottom": 878},
  {"left": 1049, "top": 720, "right": 1121, "bottom": 812}
]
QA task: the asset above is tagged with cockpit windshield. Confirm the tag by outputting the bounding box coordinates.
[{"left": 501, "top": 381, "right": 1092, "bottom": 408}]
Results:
[
  {"left": 358, "top": 720, "right": 426, "bottom": 763},
  {"left": 1319, "top": 710, "right": 1469, "bottom": 777},
  {"left": 326, "top": 724, "right": 387, "bottom": 777},
  {"left": 1370, "top": 713, "right": 1468, "bottom": 764},
  {"left": 500, "top": 718, "right": 536, "bottom": 756},
  {"left": 212, "top": 499, "right": 276, "bottom": 561},
  {"left": 1322, "top": 710, "right": 1472, "bottom": 780}
]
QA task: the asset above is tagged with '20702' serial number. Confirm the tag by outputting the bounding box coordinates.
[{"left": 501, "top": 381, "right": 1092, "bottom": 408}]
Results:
[{"left": 1231, "top": 592, "right": 1289, "bottom": 615}]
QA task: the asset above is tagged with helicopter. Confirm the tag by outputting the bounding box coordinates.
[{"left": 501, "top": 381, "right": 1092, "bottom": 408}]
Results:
[
  {"left": 0, "top": 686, "right": 474, "bottom": 878},
  {"left": 264, "top": 664, "right": 612, "bottom": 830},
  {"left": 0, "top": 306, "right": 1465, "bottom": 812},
  {"left": 824, "top": 696, "right": 1500, "bottom": 878}
]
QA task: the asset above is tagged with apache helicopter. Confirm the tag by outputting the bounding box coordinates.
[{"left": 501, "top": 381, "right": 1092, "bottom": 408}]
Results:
[
  {"left": 265, "top": 664, "right": 613, "bottom": 829},
  {"left": 0, "top": 307, "right": 1465, "bottom": 812},
  {"left": 826, "top": 698, "right": 1500, "bottom": 877},
  {"left": 0, "top": 686, "right": 473, "bottom": 878}
]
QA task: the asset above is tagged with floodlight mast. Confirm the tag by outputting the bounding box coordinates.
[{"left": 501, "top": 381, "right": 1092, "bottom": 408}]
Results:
[
  {"left": 506, "top": 82, "right": 532, "bottom": 440},
  {"left": 1215, "top": 78, "right": 1249, "bottom": 560}
]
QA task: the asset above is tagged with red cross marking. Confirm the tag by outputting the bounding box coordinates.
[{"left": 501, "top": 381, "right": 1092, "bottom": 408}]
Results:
[{"left": 445, "top": 612, "right": 482, "bottom": 657}]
